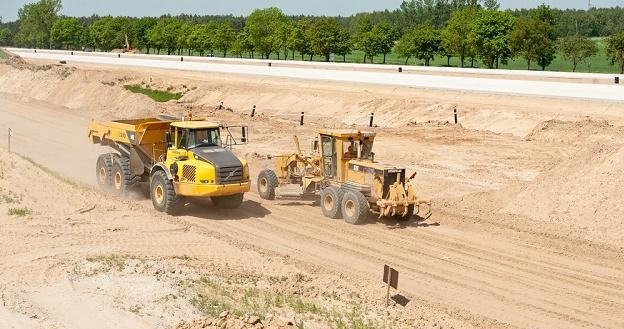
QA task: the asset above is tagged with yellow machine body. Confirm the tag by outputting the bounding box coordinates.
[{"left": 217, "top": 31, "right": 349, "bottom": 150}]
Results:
[{"left": 88, "top": 118, "right": 250, "bottom": 199}]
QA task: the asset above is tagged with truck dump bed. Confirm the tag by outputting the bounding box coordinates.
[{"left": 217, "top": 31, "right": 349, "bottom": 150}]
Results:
[{"left": 88, "top": 118, "right": 173, "bottom": 165}]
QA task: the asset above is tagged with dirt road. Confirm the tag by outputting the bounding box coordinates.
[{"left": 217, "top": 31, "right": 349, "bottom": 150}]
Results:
[{"left": 1, "top": 93, "right": 623, "bottom": 329}]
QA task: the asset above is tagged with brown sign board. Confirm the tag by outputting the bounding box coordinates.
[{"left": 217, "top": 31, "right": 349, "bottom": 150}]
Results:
[{"left": 383, "top": 265, "right": 399, "bottom": 289}]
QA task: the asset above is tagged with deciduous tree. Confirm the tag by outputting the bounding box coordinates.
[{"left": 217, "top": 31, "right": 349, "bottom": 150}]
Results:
[
  {"left": 606, "top": 31, "right": 624, "bottom": 74},
  {"left": 469, "top": 10, "right": 515, "bottom": 69},
  {"left": 16, "top": 0, "right": 62, "bottom": 48},
  {"left": 558, "top": 35, "right": 598, "bottom": 72},
  {"left": 50, "top": 17, "right": 83, "bottom": 49},
  {"left": 441, "top": 7, "right": 477, "bottom": 67}
]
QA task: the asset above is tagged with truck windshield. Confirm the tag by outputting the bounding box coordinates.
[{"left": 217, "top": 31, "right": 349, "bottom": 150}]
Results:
[{"left": 180, "top": 128, "right": 221, "bottom": 149}]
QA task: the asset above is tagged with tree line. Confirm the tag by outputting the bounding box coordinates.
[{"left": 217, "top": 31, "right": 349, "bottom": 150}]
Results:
[{"left": 1, "top": 0, "right": 624, "bottom": 73}]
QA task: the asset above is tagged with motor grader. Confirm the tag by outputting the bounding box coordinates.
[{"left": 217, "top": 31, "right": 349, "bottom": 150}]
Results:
[
  {"left": 88, "top": 116, "right": 250, "bottom": 214},
  {"left": 257, "top": 129, "right": 430, "bottom": 224}
]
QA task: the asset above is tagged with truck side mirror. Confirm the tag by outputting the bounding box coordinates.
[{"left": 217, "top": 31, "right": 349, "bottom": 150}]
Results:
[{"left": 165, "top": 131, "right": 172, "bottom": 147}]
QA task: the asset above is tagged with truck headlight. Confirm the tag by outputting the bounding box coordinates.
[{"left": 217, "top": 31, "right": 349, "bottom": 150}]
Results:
[{"left": 243, "top": 165, "right": 249, "bottom": 180}]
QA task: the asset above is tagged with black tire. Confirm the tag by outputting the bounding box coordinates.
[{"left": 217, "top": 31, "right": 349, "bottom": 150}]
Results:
[
  {"left": 212, "top": 193, "right": 244, "bottom": 209},
  {"left": 95, "top": 154, "right": 115, "bottom": 189},
  {"left": 320, "top": 186, "right": 344, "bottom": 219},
  {"left": 341, "top": 191, "right": 370, "bottom": 225},
  {"left": 257, "top": 169, "right": 278, "bottom": 200},
  {"left": 111, "top": 156, "right": 141, "bottom": 195},
  {"left": 150, "top": 170, "right": 180, "bottom": 214}
]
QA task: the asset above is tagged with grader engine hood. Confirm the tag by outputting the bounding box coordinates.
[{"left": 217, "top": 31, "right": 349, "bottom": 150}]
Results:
[
  {"left": 347, "top": 162, "right": 406, "bottom": 196},
  {"left": 193, "top": 146, "right": 245, "bottom": 184}
]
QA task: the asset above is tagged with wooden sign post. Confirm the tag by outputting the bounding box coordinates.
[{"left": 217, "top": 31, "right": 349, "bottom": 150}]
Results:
[{"left": 383, "top": 265, "right": 399, "bottom": 307}]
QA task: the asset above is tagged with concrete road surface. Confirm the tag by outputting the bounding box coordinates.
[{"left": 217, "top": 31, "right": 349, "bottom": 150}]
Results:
[{"left": 9, "top": 48, "right": 624, "bottom": 102}]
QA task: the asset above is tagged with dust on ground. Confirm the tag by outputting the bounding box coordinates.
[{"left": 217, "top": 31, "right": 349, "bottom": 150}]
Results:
[{"left": 0, "top": 55, "right": 623, "bottom": 329}]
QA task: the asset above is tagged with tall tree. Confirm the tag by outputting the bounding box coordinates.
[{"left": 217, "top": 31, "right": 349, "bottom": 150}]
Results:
[
  {"left": 469, "top": 10, "right": 515, "bottom": 69},
  {"left": 186, "top": 23, "right": 214, "bottom": 56},
  {"left": 373, "top": 22, "right": 398, "bottom": 64},
  {"left": 213, "top": 22, "right": 236, "bottom": 57},
  {"left": 132, "top": 17, "right": 157, "bottom": 54},
  {"left": 177, "top": 22, "right": 194, "bottom": 55},
  {"left": 481, "top": 0, "right": 499, "bottom": 10},
  {"left": 412, "top": 25, "right": 442, "bottom": 66},
  {"left": 287, "top": 20, "right": 312, "bottom": 60},
  {"left": 307, "top": 18, "right": 343, "bottom": 62},
  {"left": 16, "top": 0, "right": 62, "bottom": 48},
  {"left": 147, "top": 18, "right": 183, "bottom": 55},
  {"left": 510, "top": 17, "right": 545, "bottom": 70},
  {"left": 441, "top": 7, "right": 477, "bottom": 67},
  {"left": 244, "top": 7, "right": 288, "bottom": 59},
  {"left": 334, "top": 28, "right": 353, "bottom": 62},
  {"left": 50, "top": 17, "right": 83, "bottom": 50},
  {"left": 558, "top": 35, "right": 598, "bottom": 72},
  {"left": 395, "top": 32, "right": 417, "bottom": 64},
  {"left": 531, "top": 4, "right": 558, "bottom": 70},
  {"left": 606, "top": 31, "right": 624, "bottom": 74},
  {"left": 0, "top": 27, "right": 12, "bottom": 46}
]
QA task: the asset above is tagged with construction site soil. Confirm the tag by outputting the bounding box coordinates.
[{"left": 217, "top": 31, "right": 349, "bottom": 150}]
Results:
[{"left": 0, "top": 53, "right": 622, "bottom": 329}]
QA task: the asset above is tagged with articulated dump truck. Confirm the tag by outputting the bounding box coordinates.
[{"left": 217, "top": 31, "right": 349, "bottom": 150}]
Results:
[{"left": 88, "top": 117, "right": 250, "bottom": 214}]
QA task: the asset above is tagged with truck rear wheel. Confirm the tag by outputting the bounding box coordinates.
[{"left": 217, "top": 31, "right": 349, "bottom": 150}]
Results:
[
  {"left": 212, "top": 193, "right": 244, "bottom": 209},
  {"left": 96, "top": 154, "right": 115, "bottom": 189},
  {"left": 111, "top": 156, "right": 140, "bottom": 195},
  {"left": 320, "top": 186, "right": 344, "bottom": 219},
  {"left": 341, "top": 191, "right": 370, "bottom": 225},
  {"left": 257, "top": 169, "right": 278, "bottom": 200},
  {"left": 150, "top": 170, "right": 180, "bottom": 214}
]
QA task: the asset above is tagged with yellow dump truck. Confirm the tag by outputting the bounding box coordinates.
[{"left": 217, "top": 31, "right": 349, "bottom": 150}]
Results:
[{"left": 88, "top": 116, "right": 250, "bottom": 213}]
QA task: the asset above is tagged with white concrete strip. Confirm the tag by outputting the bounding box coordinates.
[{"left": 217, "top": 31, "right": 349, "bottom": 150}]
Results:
[
  {"left": 8, "top": 47, "right": 624, "bottom": 81},
  {"left": 10, "top": 49, "right": 624, "bottom": 102}
]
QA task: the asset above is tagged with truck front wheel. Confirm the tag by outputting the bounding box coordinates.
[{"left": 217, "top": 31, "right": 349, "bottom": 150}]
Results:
[
  {"left": 150, "top": 170, "right": 180, "bottom": 214},
  {"left": 212, "top": 194, "right": 244, "bottom": 209}
]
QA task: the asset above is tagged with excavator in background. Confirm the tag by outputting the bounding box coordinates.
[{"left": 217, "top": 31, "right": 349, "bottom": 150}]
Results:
[{"left": 258, "top": 130, "right": 431, "bottom": 225}]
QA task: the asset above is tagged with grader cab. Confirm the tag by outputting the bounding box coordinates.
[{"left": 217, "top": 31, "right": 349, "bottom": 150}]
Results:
[{"left": 258, "top": 129, "right": 430, "bottom": 224}]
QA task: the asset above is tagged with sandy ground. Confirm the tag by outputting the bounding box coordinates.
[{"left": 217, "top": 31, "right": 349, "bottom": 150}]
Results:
[{"left": 0, "top": 54, "right": 623, "bottom": 329}]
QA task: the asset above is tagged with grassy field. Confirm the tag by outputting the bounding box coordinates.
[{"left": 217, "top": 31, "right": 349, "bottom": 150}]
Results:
[
  {"left": 149, "top": 40, "right": 620, "bottom": 74},
  {"left": 0, "top": 49, "right": 9, "bottom": 59},
  {"left": 123, "top": 84, "right": 183, "bottom": 102}
]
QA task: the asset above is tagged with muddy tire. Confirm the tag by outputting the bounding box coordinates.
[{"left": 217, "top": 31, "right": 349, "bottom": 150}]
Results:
[
  {"left": 150, "top": 170, "right": 180, "bottom": 214},
  {"left": 320, "top": 186, "right": 344, "bottom": 219},
  {"left": 257, "top": 169, "right": 278, "bottom": 200},
  {"left": 212, "top": 193, "right": 244, "bottom": 209},
  {"left": 111, "top": 156, "right": 141, "bottom": 195},
  {"left": 95, "top": 154, "right": 116, "bottom": 189},
  {"left": 341, "top": 191, "right": 370, "bottom": 225}
]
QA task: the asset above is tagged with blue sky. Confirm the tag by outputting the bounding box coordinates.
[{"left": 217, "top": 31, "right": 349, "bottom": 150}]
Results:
[{"left": 1, "top": 0, "right": 621, "bottom": 22}]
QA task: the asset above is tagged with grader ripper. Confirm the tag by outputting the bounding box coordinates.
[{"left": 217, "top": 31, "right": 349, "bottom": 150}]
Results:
[
  {"left": 258, "top": 129, "right": 430, "bottom": 224},
  {"left": 88, "top": 117, "right": 250, "bottom": 214}
]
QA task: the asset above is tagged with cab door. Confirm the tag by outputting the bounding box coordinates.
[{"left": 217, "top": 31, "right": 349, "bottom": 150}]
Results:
[{"left": 320, "top": 135, "right": 337, "bottom": 178}]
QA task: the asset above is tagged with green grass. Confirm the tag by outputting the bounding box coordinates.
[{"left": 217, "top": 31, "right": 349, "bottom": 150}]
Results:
[
  {"left": 123, "top": 84, "right": 183, "bottom": 102},
  {"left": 8, "top": 207, "right": 32, "bottom": 217},
  {"left": 145, "top": 40, "right": 619, "bottom": 74},
  {"left": 86, "top": 254, "right": 128, "bottom": 271},
  {"left": 0, "top": 49, "right": 8, "bottom": 60}
]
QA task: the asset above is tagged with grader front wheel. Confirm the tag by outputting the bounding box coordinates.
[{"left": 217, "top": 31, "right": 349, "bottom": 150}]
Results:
[{"left": 257, "top": 169, "right": 278, "bottom": 200}]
